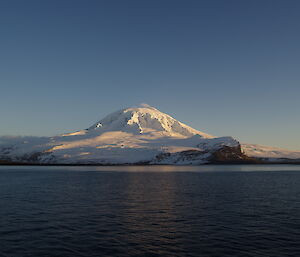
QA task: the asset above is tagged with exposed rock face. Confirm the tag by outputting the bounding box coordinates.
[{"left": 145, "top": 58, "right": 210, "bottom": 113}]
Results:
[
  {"left": 209, "top": 145, "right": 259, "bottom": 164},
  {"left": 151, "top": 150, "right": 210, "bottom": 165},
  {"left": 151, "top": 144, "right": 259, "bottom": 165}
]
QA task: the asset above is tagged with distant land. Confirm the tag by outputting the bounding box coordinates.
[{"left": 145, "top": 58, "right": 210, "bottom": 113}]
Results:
[{"left": 1, "top": 105, "right": 300, "bottom": 165}]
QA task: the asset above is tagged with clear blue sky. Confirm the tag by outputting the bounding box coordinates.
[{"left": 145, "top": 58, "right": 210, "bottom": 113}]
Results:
[{"left": 0, "top": 0, "right": 299, "bottom": 150}]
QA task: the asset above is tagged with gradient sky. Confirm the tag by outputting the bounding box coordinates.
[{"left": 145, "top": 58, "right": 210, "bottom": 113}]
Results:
[{"left": 0, "top": 0, "right": 299, "bottom": 150}]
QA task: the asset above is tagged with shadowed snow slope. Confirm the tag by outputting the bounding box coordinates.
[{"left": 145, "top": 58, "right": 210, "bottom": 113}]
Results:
[
  {"left": 242, "top": 144, "right": 300, "bottom": 160},
  {"left": 0, "top": 105, "right": 299, "bottom": 164}
]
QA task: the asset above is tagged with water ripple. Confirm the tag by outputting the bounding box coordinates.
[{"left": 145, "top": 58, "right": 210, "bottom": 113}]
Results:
[{"left": 0, "top": 166, "right": 300, "bottom": 256}]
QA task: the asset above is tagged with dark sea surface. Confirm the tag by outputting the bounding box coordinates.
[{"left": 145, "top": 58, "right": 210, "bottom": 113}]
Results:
[{"left": 0, "top": 165, "right": 300, "bottom": 257}]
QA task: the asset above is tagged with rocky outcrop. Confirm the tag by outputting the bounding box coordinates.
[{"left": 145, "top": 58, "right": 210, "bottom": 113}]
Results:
[
  {"left": 152, "top": 150, "right": 210, "bottom": 164},
  {"left": 208, "top": 144, "right": 260, "bottom": 164}
]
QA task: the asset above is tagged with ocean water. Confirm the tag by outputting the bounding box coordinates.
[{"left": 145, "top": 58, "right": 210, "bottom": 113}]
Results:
[{"left": 0, "top": 165, "right": 300, "bottom": 257}]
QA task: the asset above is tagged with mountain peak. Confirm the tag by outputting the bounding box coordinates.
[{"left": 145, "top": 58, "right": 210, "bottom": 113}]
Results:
[{"left": 89, "top": 105, "right": 213, "bottom": 138}]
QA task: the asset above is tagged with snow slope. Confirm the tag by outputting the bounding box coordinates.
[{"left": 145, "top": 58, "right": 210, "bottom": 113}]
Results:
[
  {"left": 87, "top": 105, "right": 213, "bottom": 138},
  {"left": 242, "top": 144, "right": 300, "bottom": 160}
]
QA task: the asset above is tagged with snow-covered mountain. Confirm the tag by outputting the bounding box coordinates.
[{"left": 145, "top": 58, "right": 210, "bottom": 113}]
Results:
[{"left": 0, "top": 105, "right": 299, "bottom": 165}]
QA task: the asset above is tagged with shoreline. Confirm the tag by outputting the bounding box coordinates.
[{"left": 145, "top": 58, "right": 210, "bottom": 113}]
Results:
[{"left": 1, "top": 161, "right": 300, "bottom": 166}]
